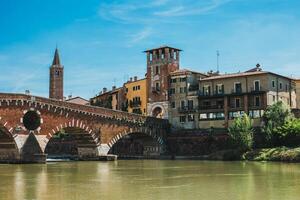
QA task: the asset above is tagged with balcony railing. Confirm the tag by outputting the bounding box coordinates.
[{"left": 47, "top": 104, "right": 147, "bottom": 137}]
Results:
[
  {"left": 178, "top": 106, "right": 197, "bottom": 113},
  {"left": 198, "top": 90, "right": 225, "bottom": 97},
  {"left": 231, "top": 89, "right": 243, "bottom": 94},
  {"left": 229, "top": 103, "right": 244, "bottom": 109},
  {"left": 152, "top": 87, "right": 160, "bottom": 93},
  {"left": 129, "top": 100, "right": 142, "bottom": 108},
  {"left": 198, "top": 104, "right": 224, "bottom": 110}
]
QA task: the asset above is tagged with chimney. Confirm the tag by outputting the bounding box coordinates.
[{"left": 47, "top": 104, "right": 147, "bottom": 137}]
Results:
[
  {"left": 68, "top": 94, "right": 72, "bottom": 99},
  {"left": 134, "top": 76, "right": 138, "bottom": 81},
  {"left": 112, "top": 86, "right": 116, "bottom": 91},
  {"left": 103, "top": 87, "right": 107, "bottom": 93},
  {"left": 129, "top": 77, "right": 133, "bottom": 82}
]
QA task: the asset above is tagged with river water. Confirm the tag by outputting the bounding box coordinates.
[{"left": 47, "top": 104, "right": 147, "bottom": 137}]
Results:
[{"left": 0, "top": 160, "right": 300, "bottom": 200}]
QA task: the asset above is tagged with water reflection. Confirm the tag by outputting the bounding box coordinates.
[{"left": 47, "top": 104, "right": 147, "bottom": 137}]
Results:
[{"left": 0, "top": 161, "right": 300, "bottom": 200}]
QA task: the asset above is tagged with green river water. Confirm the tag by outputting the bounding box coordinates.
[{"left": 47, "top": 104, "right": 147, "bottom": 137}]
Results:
[{"left": 0, "top": 160, "right": 300, "bottom": 200}]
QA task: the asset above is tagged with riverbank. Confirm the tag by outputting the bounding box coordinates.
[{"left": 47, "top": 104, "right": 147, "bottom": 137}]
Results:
[{"left": 202, "top": 147, "right": 300, "bottom": 162}]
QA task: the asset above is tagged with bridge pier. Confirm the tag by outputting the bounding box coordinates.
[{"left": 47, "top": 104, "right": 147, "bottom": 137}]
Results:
[{"left": 77, "top": 147, "right": 99, "bottom": 160}]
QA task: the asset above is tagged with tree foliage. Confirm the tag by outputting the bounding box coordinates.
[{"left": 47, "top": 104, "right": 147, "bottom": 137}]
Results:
[
  {"left": 262, "top": 101, "right": 294, "bottom": 146},
  {"left": 228, "top": 114, "right": 254, "bottom": 151}
]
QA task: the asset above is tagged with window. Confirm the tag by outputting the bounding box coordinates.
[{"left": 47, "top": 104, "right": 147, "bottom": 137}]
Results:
[
  {"left": 171, "top": 102, "right": 176, "bottom": 108},
  {"left": 180, "top": 77, "right": 187, "bottom": 82},
  {"left": 272, "top": 80, "right": 275, "bottom": 88},
  {"left": 179, "top": 116, "right": 186, "bottom": 123},
  {"left": 255, "top": 96, "right": 260, "bottom": 107},
  {"left": 235, "top": 98, "right": 241, "bottom": 108},
  {"left": 234, "top": 82, "right": 242, "bottom": 93},
  {"left": 199, "top": 113, "right": 207, "bottom": 120},
  {"left": 149, "top": 53, "right": 153, "bottom": 62},
  {"left": 279, "top": 82, "right": 282, "bottom": 89},
  {"left": 187, "top": 100, "right": 194, "bottom": 110},
  {"left": 229, "top": 111, "right": 245, "bottom": 119},
  {"left": 179, "top": 87, "right": 187, "bottom": 93},
  {"left": 199, "top": 113, "right": 225, "bottom": 120},
  {"left": 169, "top": 88, "right": 176, "bottom": 95},
  {"left": 173, "top": 52, "right": 177, "bottom": 60},
  {"left": 216, "top": 84, "right": 224, "bottom": 94},
  {"left": 161, "top": 53, "right": 165, "bottom": 59},
  {"left": 155, "top": 66, "right": 159, "bottom": 75},
  {"left": 155, "top": 82, "right": 160, "bottom": 91},
  {"left": 188, "top": 114, "right": 195, "bottom": 122},
  {"left": 203, "top": 85, "right": 211, "bottom": 96},
  {"left": 55, "top": 70, "right": 60, "bottom": 76},
  {"left": 170, "top": 78, "right": 177, "bottom": 83},
  {"left": 181, "top": 101, "right": 185, "bottom": 108},
  {"left": 273, "top": 95, "right": 276, "bottom": 102},
  {"left": 249, "top": 110, "right": 262, "bottom": 118},
  {"left": 254, "top": 80, "right": 260, "bottom": 91}
]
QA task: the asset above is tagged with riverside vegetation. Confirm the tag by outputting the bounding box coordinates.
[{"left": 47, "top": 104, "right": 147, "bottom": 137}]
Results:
[{"left": 207, "top": 101, "right": 300, "bottom": 162}]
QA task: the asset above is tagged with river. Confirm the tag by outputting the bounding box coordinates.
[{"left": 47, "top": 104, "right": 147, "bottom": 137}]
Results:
[{"left": 0, "top": 160, "right": 300, "bottom": 200}]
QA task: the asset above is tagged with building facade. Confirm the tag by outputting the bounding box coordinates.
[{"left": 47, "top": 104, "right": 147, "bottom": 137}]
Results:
[
  {"left": 168, "top": 69, "right": 207, "bottom": 129},
  {"left": 296, "top": 80, "right": 300, "bottom": 109},
  {"left": 90, "top": 87, "right": 113, "bottom": 109},
  {"left": 49, "top": 48, "right": 64, "bottom": 100},
  {"left": 145, "top": 46, "right": 181, "bottom": 119},
  {"left": 124, "top": 77, "right": 147, "bottom": 115},
  {"left": 197, "top": 66, "right": 296, "bottom": 129}
]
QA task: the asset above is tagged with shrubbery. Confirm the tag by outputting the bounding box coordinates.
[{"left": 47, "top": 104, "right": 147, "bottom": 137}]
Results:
[
  {"left": 262, "top": 101, "right": 300, "bottom": 147},
  {"left": 228, "top": 114, "right": 254, "bottom": 151}
]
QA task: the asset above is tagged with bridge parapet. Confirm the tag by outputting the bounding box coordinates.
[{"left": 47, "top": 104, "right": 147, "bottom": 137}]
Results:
[{"left": 0, "top": 93, "right": 169, "bottom": 129}]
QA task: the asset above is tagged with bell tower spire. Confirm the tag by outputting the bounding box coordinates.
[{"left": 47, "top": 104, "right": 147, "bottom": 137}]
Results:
[{"left": 49, "top": 47, "right": 64, "bottom": 100}]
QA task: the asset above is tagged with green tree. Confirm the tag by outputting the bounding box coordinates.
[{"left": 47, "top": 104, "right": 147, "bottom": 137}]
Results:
[
  {"left": 228, "top": 114, "right": 254, "bottom": 151},
  {"left": 277, "top": 118, "right": 300, "bottom": 146},
  {"left": 262, "top": 101, "right": 293, "bottom": 146}
]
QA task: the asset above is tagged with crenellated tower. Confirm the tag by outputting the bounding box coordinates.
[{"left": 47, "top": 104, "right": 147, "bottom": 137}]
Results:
[{"left": 145, "top": 46, "right": 181, "bottom": 119}]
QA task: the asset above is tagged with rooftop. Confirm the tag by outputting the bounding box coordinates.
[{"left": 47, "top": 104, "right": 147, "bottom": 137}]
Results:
[
  {"left": 144, "top": 45, "right": 182, "bottom": 53},
  {"left": 170, "top": 69, "right": 208, "bottom": 77}
]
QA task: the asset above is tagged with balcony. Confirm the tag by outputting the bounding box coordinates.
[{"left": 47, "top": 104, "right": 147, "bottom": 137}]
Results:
[
  {"left": 198, "top": 104, "right": 224, "bottom": 110},
  {"left": 229, "top": 103, "right": 244, "bottom": 109},
  {"left": 198, "top": 90, "right": 225, "bottom": 98},
  {"left": 198, "top": 91, "right": 211, "bottom": 97},
  {"left": 129, "top": 100, "right": 142, "bottom": 108},
  {"left": 152, "top": 87, "right": 160, "bottom": 93},
  {"left": 178, "top": 106, "right": 197, "bottom": 113},
  {"left": 250, "top": 87, "right": 265, "bottom": 94},
  {"left": 231, "top": 89, "right": 243, "bottom": 95}
]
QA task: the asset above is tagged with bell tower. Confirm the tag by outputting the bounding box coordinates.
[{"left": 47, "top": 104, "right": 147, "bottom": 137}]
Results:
[{"left": 49, "top": 48, "right": 64, "bottom": 100}]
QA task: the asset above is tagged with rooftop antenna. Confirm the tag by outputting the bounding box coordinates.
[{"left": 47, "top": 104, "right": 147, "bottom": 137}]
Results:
[
  {"left": 216, "top": 50, "right": 220, "bottom": 72},
  {"left": 113, "top": 78, "right": 116, "bottom": 86}
]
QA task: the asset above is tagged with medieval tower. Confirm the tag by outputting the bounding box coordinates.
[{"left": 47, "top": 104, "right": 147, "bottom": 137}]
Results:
[
  {"left": 145, "top": 46, "right": 181, "bottom": 119},
  {"left": 49, "top": 48, "right": 64, "bottom": 100}
]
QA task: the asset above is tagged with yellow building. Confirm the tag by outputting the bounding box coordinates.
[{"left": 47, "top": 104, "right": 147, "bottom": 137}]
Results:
[{"left": 124, "top": 77, "right": 147, "bottom": 115}]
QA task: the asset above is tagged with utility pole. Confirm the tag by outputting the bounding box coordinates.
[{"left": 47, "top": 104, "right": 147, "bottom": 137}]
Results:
[{"left": 216, "top": 50, "right": 220, "bottom": 72}]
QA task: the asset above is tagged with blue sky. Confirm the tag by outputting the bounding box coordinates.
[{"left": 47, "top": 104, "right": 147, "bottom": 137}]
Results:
[{"left": 0, "top": 0, "right": 300, "bottom": 99}]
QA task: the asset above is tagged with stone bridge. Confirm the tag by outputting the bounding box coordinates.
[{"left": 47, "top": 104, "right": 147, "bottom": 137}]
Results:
[{"left": 0, "top": 93, "right": 169, "bottom": 163}]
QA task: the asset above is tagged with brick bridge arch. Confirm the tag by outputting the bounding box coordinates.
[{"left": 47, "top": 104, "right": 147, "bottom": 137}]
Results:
[{"left": 0, "top": 93, "right": 169, "bottom": 162}]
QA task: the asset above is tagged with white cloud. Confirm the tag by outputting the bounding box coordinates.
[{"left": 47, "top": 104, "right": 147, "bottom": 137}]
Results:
[
  {"left": 127, "top": 27, "right": 153, "bottom": 46},
  {"left": 154, "top": 0, "right": 233, "bottom": 17}
]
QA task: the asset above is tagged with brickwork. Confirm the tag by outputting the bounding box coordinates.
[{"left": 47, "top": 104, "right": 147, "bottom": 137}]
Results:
[{"left": 0, "top": 93, "right": 169, "bottom": 162}]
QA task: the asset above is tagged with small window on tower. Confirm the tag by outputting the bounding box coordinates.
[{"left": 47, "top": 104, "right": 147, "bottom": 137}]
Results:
[
  {"left": 155, "top": 66, "right": 159, "bottom": 75},
  {"left": 55, "top": 70, "right": 60, "bottom": 76}
]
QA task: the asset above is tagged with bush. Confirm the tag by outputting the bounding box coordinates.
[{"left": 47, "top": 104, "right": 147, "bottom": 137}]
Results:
[
  {"left": 262, "top": 101, "right": 294, "bottom": 146},
  {"left": 228, "top": 114, "right": 254, "bottom": 151},
  {"left": 277, "top": 118, "right": 300, "bottom": 147}
]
